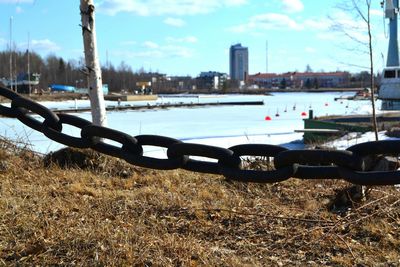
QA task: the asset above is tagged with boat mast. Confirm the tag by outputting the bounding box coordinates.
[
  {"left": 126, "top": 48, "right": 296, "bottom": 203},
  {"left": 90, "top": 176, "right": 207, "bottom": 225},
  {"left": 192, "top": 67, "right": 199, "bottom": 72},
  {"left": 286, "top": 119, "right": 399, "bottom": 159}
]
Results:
[
  {"left": 27, "top": 32, "right": 31, "bottom": 95},
  {"left": 386, "top": 0, "right": 400, "bottom": 67},
  {"left": 9, "top": 16, "right": 13, "bottom": 91},
  {"left": 266, "top": 40, "right": 269, "bottom": 73}
]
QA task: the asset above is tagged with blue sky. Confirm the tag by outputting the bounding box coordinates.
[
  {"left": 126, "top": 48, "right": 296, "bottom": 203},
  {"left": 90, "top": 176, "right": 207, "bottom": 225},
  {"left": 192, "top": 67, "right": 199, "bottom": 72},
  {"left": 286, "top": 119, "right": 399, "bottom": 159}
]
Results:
[{"left": 0, "top": 0, "right": 390, "bottom": 76}]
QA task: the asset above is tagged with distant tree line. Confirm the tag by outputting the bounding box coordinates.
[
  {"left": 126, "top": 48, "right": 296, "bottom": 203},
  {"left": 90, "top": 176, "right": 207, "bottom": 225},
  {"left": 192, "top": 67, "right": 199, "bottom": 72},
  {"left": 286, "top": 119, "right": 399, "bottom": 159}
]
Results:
[
  {"left": 0, "top": 50, "right": 239, "bottom": 93},
  {"left": 0, "top": 50, "right": 383, "bottom": 94},
  {"left": 0, "top": 51, "right": 167, "bottom": 93}
]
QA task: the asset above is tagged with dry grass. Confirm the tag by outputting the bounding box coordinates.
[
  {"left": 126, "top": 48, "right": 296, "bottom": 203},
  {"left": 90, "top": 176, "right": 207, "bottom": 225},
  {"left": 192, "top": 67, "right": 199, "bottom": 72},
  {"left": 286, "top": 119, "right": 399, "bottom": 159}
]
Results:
[{"left": 0, "top": 140, "right": 399, "bottom": 266}]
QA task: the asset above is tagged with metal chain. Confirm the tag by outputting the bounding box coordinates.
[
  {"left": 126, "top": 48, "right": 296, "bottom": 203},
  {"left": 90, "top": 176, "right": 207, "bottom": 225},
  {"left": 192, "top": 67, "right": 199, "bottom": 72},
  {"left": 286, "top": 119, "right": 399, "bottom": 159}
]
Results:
[{"left": 0, "top": 86, "right": 399, "bottom": 186}]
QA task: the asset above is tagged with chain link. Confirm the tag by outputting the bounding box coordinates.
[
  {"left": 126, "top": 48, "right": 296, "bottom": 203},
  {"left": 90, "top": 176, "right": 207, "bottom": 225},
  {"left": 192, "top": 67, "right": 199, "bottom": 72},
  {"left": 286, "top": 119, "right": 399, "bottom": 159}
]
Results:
[
  {"left": 122, "top": 135, "right": 187, "bottom": 170},
  {"left": 81, "top": 125, "right": 143, "bottom": 159},
  {"left": 12, "top": 96, "right": 61, "bottom": 133},
  {"left": 0, "top": 85, "right": 399, "bottom": 185},
  {"left": 219, "top": 144, "right": 295, "bottom": 183},
  {"left": 347, "top": 140, "right": 400, "bottom": 156},
  {"left": 42, "top": 114, "right": 93, "bottom": 148},
  {"left": 0, "top": 87, "right": 19, "bottom": 118},
  {"left": 275, "top": 150, "right": 365, "bottom": 179},
  {"left": 168, "top": 143, "right": 234, "bottom": 174}
]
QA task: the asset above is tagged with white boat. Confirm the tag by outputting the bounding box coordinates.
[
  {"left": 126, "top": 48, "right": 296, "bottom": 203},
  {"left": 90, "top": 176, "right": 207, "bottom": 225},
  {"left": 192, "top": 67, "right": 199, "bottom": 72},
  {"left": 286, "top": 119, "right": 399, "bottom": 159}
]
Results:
[
  {"left": 0, "top": 73, "right": 40, "bottom": 94},
  {"left": 379, "top": 67, "right": 400, "bottom": 109},
  {"left": 378, "top": 0, "right": 400, "bottom": 110}
]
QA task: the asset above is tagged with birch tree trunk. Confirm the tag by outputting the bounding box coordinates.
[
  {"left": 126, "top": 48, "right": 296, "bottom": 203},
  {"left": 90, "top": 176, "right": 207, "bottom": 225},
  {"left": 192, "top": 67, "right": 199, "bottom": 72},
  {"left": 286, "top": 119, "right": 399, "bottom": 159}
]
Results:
[{"left": 80, "top": 0, "right": 107, "bottom": 126}]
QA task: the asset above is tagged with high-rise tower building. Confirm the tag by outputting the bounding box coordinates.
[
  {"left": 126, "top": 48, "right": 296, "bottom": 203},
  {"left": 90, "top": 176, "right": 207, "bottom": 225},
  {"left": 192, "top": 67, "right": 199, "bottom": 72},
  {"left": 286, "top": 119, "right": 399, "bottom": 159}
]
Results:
[{"left": 229, "top": 43, "right": 249, "bottom": 82}]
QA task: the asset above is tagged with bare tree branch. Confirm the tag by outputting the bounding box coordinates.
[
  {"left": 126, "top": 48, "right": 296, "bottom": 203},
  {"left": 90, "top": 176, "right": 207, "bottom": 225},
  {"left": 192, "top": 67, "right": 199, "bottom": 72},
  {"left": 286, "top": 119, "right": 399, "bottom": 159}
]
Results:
[
  {"left": 331, "top": 0, "right": 378, "bottom": 141},
  {"left": 337, "top": 61, "right": 370, "bottom": 70},
  {"left": 352, "top": 0, "right": 368, "bottom": 23}
]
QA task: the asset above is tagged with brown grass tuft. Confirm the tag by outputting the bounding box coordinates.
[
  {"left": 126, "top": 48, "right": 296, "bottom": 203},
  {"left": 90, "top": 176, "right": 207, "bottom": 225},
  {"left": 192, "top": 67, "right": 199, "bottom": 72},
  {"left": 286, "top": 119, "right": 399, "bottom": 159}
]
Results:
[{"left": 0, "top": 140, "right": 399, "bottom": 266}]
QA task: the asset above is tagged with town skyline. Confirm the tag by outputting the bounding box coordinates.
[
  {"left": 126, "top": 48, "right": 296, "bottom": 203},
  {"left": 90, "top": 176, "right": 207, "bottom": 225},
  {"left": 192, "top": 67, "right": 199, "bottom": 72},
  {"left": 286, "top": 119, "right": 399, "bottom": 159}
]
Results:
[{"left": 0, "top": 0, "right": 391, "bottom": 77}]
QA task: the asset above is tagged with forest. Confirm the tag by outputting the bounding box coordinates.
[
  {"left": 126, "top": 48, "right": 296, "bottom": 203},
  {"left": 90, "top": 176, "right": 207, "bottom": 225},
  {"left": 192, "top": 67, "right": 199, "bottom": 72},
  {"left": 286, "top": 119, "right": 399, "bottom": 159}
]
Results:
[
  {"left": 0, "top": 50, "right": 377, "bottom": 93},
  {"left": 0, "top": 50, "right": 160, "bottom": 93}
]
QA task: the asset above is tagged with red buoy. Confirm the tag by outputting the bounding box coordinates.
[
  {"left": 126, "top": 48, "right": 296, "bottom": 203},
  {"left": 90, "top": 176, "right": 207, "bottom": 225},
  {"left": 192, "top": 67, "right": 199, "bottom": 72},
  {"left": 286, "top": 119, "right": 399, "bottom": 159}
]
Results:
[
  {"left": 301, "top": 112, "right": 307, "bottom": 116},
  {"left": 265, "top": 116, "right": 272, "bottom": 121}
]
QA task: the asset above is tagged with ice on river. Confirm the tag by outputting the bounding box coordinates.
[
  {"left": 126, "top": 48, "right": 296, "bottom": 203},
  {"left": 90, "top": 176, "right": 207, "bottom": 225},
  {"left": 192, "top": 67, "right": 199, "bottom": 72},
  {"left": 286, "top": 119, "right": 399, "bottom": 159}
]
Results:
[{"left": 0, "top": 92, "right": 391, "bottom": 157}]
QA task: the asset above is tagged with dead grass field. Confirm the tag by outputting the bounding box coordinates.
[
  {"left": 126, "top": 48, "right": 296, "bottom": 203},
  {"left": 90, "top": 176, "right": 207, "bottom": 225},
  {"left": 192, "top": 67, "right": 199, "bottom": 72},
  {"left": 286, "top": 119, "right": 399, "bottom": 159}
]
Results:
[{"left": 0, "top": 140, "right": 399, "bottom": 266}]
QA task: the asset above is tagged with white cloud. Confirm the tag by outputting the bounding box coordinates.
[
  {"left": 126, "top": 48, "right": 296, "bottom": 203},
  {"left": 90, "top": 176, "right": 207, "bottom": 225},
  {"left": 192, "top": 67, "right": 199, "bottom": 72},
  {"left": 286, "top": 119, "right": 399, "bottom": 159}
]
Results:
[
  {"left": 0, "top": 0, "right": 33, "bottom": 3},
  {"left": 162, "top": 45, "right": 193, "bottom": 57},
  {"left": 281, "top": 0, "right": 304, "bottom": 13},
  {"left": 229, "top": 13, "right": 303, "bottom": 32},
  {"left": 166, "top": 36, "right": 198, "bottom": 43},
  {"left": 20, "top": 39, "right": 61, "bottom": 52},
  {"left": 120, "top": 50, "right": 163, "bottom": 58},
  {"left": 114, "top": 44, "right": 194, "bottom": 59},
  {"left": 305, "top": 47, "right": 316, "bottom": 53},
  {"left": 163, "top": 17, "right": 186, "bottom": 27},
  {"left": 142, "top": 41, "right": 159, "bottom": 49},
  {"left": 98, "top": 0, "right": 247, "bottom": 16},
  {"left": 327, "top": 11, "right": 370, "bottom": 43},
  {"left": 225, "top": 0, "right": 247, "bottom": 6},
  {"left": 303, "top": 18, "right": 330, "bottom": 31},
  {"left": 370, "top": 9, "right": 383, "bottom": 16},
  {"left": 117, "top": 37, "right": 196, "bottom": 59},
  {"left": 329, "top": 10, "right": 366, "bottom": 29},
  {"left": 229, "top": 9, "right": 358, "bottom": 37},
  {"left": 113, "top": 39, "right": 197, "bottom": 59}
]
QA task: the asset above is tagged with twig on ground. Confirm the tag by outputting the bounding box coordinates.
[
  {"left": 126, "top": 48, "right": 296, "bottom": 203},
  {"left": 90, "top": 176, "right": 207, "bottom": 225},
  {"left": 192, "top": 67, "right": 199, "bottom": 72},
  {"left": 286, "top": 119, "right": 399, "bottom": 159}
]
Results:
[
  {"left": 335, "top": 233, "right": 357, "bottom": 261},
  {"left": 175, "top": 207, "right": 335, "bottom": 225}
]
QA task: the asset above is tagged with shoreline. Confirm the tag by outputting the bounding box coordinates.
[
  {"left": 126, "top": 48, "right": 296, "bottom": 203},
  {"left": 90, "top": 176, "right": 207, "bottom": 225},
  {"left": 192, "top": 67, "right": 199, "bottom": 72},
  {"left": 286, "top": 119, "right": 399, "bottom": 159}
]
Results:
[{"left": 0, "top": 88, "right": 361, "bottom": 103}]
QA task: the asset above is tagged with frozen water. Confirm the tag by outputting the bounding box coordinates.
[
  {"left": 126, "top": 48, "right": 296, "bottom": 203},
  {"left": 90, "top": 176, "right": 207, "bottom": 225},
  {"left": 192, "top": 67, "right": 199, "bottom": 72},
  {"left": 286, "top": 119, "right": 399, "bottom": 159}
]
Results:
[{"left": 0, "top": 92, "right": 391, "bottom": 156}]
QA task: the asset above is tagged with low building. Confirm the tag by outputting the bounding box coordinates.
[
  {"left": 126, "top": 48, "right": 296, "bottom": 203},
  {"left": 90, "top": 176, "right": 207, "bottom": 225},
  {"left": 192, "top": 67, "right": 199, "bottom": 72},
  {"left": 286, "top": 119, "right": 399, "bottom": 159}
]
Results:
[
  {"left": 150, "top": 76, "right": 195, "bottom": 92},
  {"left": 196, "top": 71, "right": 228, "bottom": 90},
  {"left": 249, "top": 71, "right": 350, "bottom": 89}
]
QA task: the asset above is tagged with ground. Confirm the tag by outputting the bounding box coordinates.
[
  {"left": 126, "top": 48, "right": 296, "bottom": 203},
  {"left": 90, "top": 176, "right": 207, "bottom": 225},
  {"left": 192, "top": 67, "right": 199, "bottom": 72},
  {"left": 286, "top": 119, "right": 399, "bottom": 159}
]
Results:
[
  {"left": 0, "top": 92, "right": 88, "bottom": 103},
  {"left": 0, "top": 141, "right": 399, "bottom": 266}
]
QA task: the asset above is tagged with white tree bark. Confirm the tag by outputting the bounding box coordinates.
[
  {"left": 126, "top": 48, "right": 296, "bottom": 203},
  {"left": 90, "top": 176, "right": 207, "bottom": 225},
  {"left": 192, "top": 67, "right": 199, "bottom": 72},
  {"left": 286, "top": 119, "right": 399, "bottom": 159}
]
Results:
[{"left": 80, "top": 0, "right": 107, "bottom": 126}]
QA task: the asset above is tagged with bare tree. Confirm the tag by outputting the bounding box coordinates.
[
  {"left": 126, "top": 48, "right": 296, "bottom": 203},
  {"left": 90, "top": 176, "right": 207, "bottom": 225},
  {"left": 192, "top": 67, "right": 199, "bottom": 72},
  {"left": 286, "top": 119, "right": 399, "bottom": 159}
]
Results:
[
  {"left": 330, "top": 0, "right": 378, "bottom": 141},
  {"left": 80, "top": 0, "right": 107, "bottom": 127}
]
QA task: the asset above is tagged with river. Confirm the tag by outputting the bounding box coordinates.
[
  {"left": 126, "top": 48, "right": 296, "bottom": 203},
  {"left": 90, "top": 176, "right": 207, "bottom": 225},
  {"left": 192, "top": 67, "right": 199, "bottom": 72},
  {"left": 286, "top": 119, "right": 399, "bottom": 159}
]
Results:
[{"left": 0, "top": 91, "right": 381, "bottom": 156}]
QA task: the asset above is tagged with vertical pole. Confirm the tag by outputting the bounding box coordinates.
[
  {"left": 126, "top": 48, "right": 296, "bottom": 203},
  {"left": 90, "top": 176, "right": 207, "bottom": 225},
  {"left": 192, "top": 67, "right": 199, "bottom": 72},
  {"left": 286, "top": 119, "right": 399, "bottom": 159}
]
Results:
[
  {"left": 80, "top": 0, "right": 107, "bottom": 126},
  {"left": 106, "top": 49, "right": 109, "bottom": 68},
  {"left": 14, "top": 44, "right": 17, "bottom": 93},
  {"left": 27, "top": 32, "right": 31, "bottom": 95},
  {"left": 266, "top": 40, "right": 269, "bottom": 73},
  {"left": 9, "top": 16, "right": 13, "bottom": 91}
]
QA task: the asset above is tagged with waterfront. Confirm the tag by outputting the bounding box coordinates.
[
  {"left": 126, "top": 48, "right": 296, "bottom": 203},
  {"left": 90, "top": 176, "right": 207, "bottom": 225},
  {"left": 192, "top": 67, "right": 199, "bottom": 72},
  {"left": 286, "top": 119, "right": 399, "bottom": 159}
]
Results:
[{"left": 0, "top": 92, "right": 384, "bottom": 155}]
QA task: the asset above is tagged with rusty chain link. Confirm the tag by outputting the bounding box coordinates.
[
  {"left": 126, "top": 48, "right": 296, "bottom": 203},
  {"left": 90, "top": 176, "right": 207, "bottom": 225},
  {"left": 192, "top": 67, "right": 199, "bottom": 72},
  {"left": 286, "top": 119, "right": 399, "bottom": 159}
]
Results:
[{"left": 0, "top": 86, "right": 399, "bottom": 185}]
